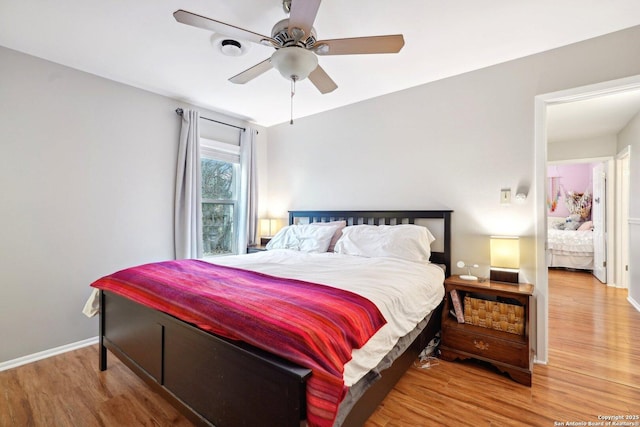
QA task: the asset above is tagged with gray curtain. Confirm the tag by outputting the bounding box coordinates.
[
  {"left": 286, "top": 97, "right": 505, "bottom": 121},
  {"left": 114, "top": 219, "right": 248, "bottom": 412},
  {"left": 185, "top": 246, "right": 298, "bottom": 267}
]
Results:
[
  {"left": 238, "top": 127, "right": 258, "bottom": 253},
  {"left": 174, "top": 109, "right": 203, "bottom": 259}
]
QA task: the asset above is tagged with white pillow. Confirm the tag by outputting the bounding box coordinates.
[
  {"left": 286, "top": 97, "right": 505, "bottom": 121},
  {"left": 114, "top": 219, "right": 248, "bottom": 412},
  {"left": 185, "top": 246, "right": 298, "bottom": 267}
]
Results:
[
  {"left": 266, "top": 223, "right": 341, "bottom": 252},
  {"left": 308, "top": 220, "right": 347, "bottom": 252},
  {"left": 334, "top": 224, "right": 435, "bottom": 262}
]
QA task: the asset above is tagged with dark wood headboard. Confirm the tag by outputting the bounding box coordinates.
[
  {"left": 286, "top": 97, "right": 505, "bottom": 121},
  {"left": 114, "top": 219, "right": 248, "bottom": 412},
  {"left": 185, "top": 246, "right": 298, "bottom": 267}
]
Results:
[{"left": 288, "top": 210, "right": 452, "bottom": 276}]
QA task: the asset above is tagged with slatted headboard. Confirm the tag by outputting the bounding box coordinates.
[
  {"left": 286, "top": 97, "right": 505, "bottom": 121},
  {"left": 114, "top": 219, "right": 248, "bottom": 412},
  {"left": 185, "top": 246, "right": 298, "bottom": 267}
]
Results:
[{"left": 288, "top": 210, "right": 452, "bottom": 276}]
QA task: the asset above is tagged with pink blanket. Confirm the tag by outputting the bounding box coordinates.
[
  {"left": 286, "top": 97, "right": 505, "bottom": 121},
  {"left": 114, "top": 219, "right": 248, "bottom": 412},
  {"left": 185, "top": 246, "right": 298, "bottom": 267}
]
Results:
[{"left": 91, "top": 259, "right": 386, "bottom": 427}]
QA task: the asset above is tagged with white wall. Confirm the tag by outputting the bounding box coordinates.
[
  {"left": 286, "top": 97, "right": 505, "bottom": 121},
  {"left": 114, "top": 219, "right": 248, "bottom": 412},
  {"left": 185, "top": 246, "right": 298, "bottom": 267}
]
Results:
[
  {"left": 265, "top": 25, "right": 640, "bottom": 361},
  {"left": 0, "top": 46, "right": 265, "bottom": 364},
  {"left": 618, "top": 110, "right": 640, "bottom": 305}
]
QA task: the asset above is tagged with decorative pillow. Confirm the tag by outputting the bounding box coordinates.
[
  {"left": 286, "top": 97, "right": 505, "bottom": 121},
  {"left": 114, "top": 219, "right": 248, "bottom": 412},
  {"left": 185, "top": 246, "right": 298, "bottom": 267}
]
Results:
[
  {"left": 265, "top": 223, "right": 341, "bottom": 252},
  {"left": 567, "top": 214, "right": 581, "bottom": 223},
  {"left": 334, "top": 224, "right": 435, "bottom": 262},
  {"left": 578, "top": 221, "right": 594, "bottom": 231},
  {"left": 308, "top": 220, "right": 347, "bottom": 252},
  {"left": 564, "top": 221, "right": 581, "bottom": 231},
  {"left": 563, "top": 214, "right": 582, "bottom": 231}
]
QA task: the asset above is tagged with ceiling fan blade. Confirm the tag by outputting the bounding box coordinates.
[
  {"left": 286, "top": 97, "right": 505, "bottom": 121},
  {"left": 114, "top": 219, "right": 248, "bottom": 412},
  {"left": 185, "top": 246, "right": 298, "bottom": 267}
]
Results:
[
  {"left": 308, "top": 65, "right": 337, "bottom": 94},
  {"left": 315, "top": 35, "right": 405, "bottom": 55},
  {"left": 229, "top": 58, "right": 273, "bottom": 84},
  {"left": 174, "top": 10, "right": 275, "bottom": 46},
  {"left": 288, "top": 0, "right": 321, "bottom": 39}
]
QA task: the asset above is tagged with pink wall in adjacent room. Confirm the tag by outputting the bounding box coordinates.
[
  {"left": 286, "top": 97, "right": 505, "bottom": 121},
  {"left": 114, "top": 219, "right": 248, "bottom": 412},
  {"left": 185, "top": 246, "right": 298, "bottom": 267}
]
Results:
[{"left": 547, "top": 163, "right": 597, "bottom": 218}]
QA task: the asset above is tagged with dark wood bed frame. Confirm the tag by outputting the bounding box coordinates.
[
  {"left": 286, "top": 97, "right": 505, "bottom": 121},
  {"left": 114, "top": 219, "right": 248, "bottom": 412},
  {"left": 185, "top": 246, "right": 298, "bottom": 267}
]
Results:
[{"left": 98, "top": 210, "right": 452, "bottom": 427}]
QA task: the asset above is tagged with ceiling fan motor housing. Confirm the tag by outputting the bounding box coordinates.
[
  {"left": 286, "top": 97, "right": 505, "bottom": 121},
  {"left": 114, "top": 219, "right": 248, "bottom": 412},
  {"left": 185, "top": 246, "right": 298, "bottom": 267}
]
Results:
[{"left": 271, "top": 19, "right": 317, "bottom": 48}]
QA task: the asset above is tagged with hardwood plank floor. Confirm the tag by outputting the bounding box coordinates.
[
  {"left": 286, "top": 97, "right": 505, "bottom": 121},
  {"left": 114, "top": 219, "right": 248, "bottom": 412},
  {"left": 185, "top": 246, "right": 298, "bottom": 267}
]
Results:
[
  {"left": 366, "top": 269, "right": 640, "bottom": 426},
  {"left": 1, "top": 269, "right": 638, "bottom": 426},
  {"left": 0, "top": 345, "right": 193, "bottom": 427}
]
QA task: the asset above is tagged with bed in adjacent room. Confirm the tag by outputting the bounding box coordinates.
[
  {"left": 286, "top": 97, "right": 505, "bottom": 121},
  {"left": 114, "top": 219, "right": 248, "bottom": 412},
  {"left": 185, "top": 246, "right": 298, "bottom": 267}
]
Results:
[
  {"left": 88, "top": 210, "right": 452, "bottom": 427},
  {"left": 547, "top": 216, "right": 594, "bottom": 270}
]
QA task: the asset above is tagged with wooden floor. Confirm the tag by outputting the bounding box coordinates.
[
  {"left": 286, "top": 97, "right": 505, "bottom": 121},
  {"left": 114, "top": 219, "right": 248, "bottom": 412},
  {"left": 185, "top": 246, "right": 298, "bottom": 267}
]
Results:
[
  {"left": 1, "top": 269, "right": 638, "bottom": 426},
  {"left": 366, "top": 269, "right": 640, "bottom": 426}
]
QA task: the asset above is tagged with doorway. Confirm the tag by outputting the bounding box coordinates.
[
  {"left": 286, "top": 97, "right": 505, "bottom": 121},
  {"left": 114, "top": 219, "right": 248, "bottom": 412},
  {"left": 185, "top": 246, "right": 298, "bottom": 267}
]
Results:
[
  {"left": 534, "top": 75, "right": 640, "bottom": 364},
  {"left": 545, "top": 87, "right": 638, "bottom": 286},
  {"left": 545, "top": 160, "right": 611, "bottom": 281}
]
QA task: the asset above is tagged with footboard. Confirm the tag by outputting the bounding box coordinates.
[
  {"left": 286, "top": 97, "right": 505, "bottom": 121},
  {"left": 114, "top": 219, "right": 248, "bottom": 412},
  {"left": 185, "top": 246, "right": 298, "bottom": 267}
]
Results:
[{"left": 99, "top": 291, "right": 311, "bottom": 427}]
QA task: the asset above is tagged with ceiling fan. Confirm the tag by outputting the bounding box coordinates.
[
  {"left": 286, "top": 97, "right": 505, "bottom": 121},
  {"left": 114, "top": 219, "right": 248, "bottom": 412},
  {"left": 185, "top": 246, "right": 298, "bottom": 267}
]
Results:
[{"left": 173, "top": 0, "right": 405, "bottom": 95}]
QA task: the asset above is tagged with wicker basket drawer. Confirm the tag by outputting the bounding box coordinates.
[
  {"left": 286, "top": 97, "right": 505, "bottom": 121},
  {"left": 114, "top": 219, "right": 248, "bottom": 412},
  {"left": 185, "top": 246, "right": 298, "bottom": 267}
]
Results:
[
  {"left": 441, "top": 325, "right": 529, "bottom": 368},
  {"left": 463, "top": 296, "right": 525, "bottom": 335}
]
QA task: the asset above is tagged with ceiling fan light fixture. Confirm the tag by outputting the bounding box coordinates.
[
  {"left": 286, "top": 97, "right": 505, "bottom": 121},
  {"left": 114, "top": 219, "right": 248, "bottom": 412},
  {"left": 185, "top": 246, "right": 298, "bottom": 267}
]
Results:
[{"left": 271, "top": 47, "right": 318, "bottom": 81}]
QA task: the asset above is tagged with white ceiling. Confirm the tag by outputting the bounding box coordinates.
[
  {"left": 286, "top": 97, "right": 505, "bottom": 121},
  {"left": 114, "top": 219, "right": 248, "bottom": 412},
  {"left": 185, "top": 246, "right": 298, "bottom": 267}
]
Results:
[
  {"left": 547, "top": 88, "right": 640, "bottom": 143},
  {"left": 1, "top": 0, "right": 640, "bottom": 127}
]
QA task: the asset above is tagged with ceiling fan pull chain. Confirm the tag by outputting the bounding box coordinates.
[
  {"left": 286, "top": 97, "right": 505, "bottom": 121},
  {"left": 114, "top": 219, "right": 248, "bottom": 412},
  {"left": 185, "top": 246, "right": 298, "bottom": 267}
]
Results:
[{"left": 290, "top": 77, "right": 296, "bottom": 125}]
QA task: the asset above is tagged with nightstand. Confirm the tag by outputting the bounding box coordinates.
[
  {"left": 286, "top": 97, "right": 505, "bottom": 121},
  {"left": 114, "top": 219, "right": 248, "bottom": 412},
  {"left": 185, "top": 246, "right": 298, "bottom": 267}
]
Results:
[
  {"left": 247, "top": 237, "right": 271, "bottom": 254},
  {"left": 440, "top": 275, "right": 534, "bottom": 386}
]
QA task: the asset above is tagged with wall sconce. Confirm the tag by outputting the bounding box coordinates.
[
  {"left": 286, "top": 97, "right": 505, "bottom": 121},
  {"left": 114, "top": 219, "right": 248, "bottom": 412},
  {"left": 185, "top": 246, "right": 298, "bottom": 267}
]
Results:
[
  {"left": 490, "top": 236, "right": 520, "bottom": 283},
  {"left": 515, "top": 183, "right": 529, "bottom": 202}
]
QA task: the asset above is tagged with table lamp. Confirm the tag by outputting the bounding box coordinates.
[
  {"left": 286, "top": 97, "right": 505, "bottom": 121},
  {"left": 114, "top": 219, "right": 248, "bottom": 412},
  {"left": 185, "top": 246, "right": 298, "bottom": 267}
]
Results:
[{"left": 490, "top": 236, "right": 520, "bottom": 283}]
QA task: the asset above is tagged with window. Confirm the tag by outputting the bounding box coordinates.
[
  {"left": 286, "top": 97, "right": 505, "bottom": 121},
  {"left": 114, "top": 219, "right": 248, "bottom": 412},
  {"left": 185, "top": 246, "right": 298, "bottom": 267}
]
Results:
[{"left": 200, "top": 138, "right": 241, "bottom": 256}]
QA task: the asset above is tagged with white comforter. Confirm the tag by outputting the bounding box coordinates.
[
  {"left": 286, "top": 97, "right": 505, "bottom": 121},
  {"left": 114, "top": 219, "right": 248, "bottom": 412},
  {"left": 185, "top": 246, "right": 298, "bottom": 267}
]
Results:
[
  {"left": 205, "top": 249, "right": 444, "bottom": 386},
  {"left": 547, "top": 229, "right": 594, "bottom": 255}
]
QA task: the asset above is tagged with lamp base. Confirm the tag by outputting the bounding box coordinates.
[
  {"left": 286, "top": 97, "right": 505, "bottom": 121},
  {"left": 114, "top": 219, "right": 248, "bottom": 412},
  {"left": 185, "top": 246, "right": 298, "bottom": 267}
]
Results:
[
  {"left": 490, "top": 269, "right": 519, "bottom": 284},
  {"left": 459, "top": 274, "right": 478, "bottom": 281},
  {"left": 260, "top": 237, "right": 272, "bottom": 246}
]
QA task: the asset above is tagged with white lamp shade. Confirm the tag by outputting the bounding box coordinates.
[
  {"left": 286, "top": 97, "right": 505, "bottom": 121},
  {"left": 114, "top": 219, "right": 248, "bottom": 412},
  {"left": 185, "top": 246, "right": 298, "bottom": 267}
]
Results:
[
  {"left": 260, "top": 218, "right": 282, "bottom": 237},
  {"left": 271, "top": 47, "right": 318, "bottom": 81},
  {"left": 490, "top": 236, "right": 520, "bottom": 269}
]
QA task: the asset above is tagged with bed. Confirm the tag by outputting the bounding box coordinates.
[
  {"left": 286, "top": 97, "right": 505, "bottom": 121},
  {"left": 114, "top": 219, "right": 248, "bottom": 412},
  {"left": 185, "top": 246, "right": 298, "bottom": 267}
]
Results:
[
  {"left": 547, "top": 216, "right": 594, "bottom": 270},
  {"left": 91, "top": 210, "right": 452, "bottom": 427}
]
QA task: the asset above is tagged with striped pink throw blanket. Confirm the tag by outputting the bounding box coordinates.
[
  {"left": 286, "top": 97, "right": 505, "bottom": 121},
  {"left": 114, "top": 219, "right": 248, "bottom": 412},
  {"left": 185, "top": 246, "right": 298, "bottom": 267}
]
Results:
[{"left": 91, "top": 259, "right": 386, "bottom": 427}]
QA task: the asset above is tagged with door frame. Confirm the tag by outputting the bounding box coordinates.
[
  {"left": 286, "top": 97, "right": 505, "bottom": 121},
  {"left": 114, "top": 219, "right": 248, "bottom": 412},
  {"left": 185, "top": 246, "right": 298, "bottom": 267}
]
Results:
[
  {"left": 615, "top": 146, "right": 631, "bottom": 289},
  {"left": 534, "top": 74, "right": 640, "bottom": 364},
  {"left": 592, "top": 161, "right": 608, "bottom": 283}
]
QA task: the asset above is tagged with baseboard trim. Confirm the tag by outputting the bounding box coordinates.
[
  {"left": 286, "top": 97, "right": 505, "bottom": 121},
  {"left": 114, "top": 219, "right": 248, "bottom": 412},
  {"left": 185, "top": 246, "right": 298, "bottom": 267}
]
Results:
[
  {"left": 628, "top": 295, "right": 640, "bottom": 313},
  {"left": 0, "top": 336, "right": 98, "bottom": 372}
]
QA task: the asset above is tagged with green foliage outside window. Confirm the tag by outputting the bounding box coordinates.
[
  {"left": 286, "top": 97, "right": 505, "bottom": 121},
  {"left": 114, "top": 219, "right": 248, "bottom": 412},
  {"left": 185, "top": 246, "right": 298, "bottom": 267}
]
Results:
[{"left": 202, "top": 159, "right": 234, "bottom": 200}]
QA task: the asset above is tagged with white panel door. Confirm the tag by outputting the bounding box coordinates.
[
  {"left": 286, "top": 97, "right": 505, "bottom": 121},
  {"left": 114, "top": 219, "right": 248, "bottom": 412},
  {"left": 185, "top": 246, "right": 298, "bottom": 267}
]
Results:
[{"left": 592, "top": 162, "right": 607, "bottom": 283}]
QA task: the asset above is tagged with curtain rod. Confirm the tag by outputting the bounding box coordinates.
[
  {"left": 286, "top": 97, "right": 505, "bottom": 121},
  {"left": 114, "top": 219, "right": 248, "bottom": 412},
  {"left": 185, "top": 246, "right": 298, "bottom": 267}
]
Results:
[{"left": 175, "top": 108, "right": 245, "bottom": 132}]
